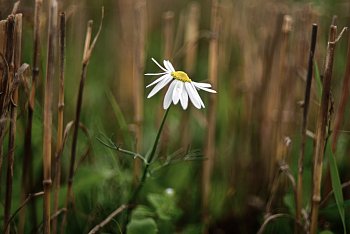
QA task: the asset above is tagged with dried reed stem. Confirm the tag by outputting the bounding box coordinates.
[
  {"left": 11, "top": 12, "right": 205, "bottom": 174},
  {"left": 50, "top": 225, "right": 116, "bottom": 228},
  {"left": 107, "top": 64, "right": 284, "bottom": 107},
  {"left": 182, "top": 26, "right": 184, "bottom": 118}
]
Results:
[
  {"left": 162, "top": 11, "right": 174, "bottom": 59},
  {"left": 4, "top": 13, "right": 21, "bottom": 234},
  {"left": 4, "top": 191, "right": 44, "bottom": 234},
  {"left": 2, "top": 14, "right": 15, "bottom": 234},
  {"left": 184, "top": 2, "right": 200, "bottom": 74},
  {"left": 202, "top": 0, "right": 219, "bottom": 228},
  {"left": 132, "top": 0, "right": 146, "bottom": 183},
  {"left": 61, "top": 8, "right": 103, "bottom": 233},
  {"left": 19, "top": 1, "right": 42, "bottom": 232},
  {"left": 88, "top": 204, "right": 129, "bottom": 234},
  {"left": 181, "top": 2, "right": 200, "bottom": 148},
  {"left": 0, "top": 19, "right": 6, "bottom": 184},
  {"left": 52, "top": 11, "right": 66, "bottom": 234},
  {"left": 332, "top": 33, "right": 350, "bottom": 152},
  {"left": 296, "top": 24, "right": 317, "bottom": 231},
  {"left": 310, "top": 25, "right": 337, "bottom": 234},
  {"left": 43, "top": 1, "right": 58, "bottom": 233}
]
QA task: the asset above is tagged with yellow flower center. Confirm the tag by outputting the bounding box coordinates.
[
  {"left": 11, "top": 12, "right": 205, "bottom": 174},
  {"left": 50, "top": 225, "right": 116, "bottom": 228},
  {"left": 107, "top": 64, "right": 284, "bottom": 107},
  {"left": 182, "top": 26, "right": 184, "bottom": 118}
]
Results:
[{"left": 171, "top": 71, "right": 191, "bottom": 82}]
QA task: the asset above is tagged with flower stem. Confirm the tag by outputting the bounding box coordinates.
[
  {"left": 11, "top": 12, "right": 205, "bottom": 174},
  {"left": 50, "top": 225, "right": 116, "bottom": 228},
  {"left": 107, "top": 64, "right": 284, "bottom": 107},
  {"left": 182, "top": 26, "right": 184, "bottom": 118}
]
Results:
[
  {"left": 123, "top": 107, "right": 170, "bottom": 229},
  {"left": 130, "top": 107, "right": 170, "bottom": 204}
]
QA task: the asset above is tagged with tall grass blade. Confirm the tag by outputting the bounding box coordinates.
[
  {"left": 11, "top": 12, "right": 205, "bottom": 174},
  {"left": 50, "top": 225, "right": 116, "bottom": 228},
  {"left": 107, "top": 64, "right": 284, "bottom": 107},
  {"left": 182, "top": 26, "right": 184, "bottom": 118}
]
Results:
[
  {"left": 314, "top": 61, "right": 322, "bottom": 99},
  {"left": 327, "top": 143, "right": 346, "bottom": 234},
  {"left": 106, "top": 90, "right": 133, "bottom": 147}
]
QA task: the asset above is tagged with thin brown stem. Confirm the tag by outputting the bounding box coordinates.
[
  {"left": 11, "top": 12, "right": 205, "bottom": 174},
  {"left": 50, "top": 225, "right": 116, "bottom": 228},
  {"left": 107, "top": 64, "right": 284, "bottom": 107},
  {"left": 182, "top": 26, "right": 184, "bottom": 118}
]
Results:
[
  {"left": 43, "top": 1, "right": 58, "bottom": 233},
  {"left": 310, "top": 25, "right": 337, "bottom": 234},
  {"left": 180, "top": 2, "right": 200, "bottom": 150},
  {"left": 19, "top": 1, "right": 42, "bottom": 232},
  {"left": 88, "top": 205, "right": 129, "bottom": 234},
  {"left": 52, "top": 11, "right": 66, "bottom": 234},
  {"left": 132, "top": 0, "right": 146, "bottom": 185},
  {"left": 162, "top": 11, "right": 174, "bottom": 59},
  {"left": 296, "top": 23, "right": 317, "bottom": 232},
  {"left": 332, "top": 33, "right": 350, "bottom": 152},
  {"left": 61, "top": 8, "right": 103, "bottom": 234},
  {"left": 202, "top": 0, "right": 219, "bottom": 230},
  {"left": 4, "top": 191, "right": 44, "bottom": 234},
  {"left": 4, "top": 13, "right": 21, "bottom": 234}
]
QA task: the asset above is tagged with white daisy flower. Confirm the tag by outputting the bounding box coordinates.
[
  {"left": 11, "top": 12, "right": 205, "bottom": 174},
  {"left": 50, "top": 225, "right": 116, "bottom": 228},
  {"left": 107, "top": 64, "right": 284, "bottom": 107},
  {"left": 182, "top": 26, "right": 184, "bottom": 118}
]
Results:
[{"left": 145, "top": 58, "right": 216, "bottom": 110}]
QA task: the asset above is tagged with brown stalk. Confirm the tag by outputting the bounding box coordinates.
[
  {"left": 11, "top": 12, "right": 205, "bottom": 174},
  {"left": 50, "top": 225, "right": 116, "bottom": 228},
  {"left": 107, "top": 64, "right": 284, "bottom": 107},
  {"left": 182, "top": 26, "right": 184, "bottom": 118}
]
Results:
[
  {"left": 162, "top": 11, "right": 174, "bottom": 59},
  {"left": 332, "top": 33, "right": 350, "bottom": 152},
  {"left": 0, "top": 19, "right": 7, "bottom": 185},
  {"left": 43, "top": 1, "right": 58, "bottom": 233},
  {"left": 61, "top": 8, "right": 103, "bottom": 234},
  {"left": 132, "top": 0, "right": 146, "bottom": 183},
  {"left": 202, "top": 0, "right": 219, "bottom": 230},
  {"left": 296, "top": 24, "right": 317, "bottom": 231},
  {"left": 4, "top": 13, "right": 21, "bottom": 234},
  {"left": 19, "top": 0, "right": 42, "bottom": 232},
  {"left": 2, "top": 14, "right": 15, "bottom": 234},
  {"left": 88, "top": 204, "right": 129, "bottom": 234},
  {"left": 89, "top": 204, "right": 129, "bottom": 234},
  {"left": 4, "top": 191, "right": 44, "bottom": 234},
  {"left": 157, "top": 11, "right": 174, "bottom": 158},
  {"left": 310, "top": 25, "right": 337, "bottom": 234},
  {"left": 52, "top": 11, "right": 66, "bottom": 234},
  {"left": 181, "top": 2, "right": 200, "bottom": 148}
]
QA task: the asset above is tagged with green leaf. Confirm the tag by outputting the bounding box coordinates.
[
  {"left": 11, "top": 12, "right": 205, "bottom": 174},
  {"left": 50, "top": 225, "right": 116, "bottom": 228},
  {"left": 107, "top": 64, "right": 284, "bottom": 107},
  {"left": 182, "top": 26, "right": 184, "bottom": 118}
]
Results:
[
  {"left": 126, "top": 218, "right": 158, "bottom": 234},
  {"left": 327, "top": 145, "right": 346, "bottom": 234},
  {"left": 131, "top": 205, "right": 155, "bottom": 219},
  {"left": 147, "top": 192, "right": 181, "bottom": 221},
  {"left": 320, "top": 231, "right": 335, "bottom": 234},
  {"left": 314, "top": 61, "right": 322, "bottom": 100}
]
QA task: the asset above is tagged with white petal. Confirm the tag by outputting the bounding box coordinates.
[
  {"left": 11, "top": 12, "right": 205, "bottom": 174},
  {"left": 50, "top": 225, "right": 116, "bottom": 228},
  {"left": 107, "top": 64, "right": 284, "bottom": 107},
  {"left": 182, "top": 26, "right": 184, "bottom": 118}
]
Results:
[
  {"left": 180, "top": 88, "right": 188, "bottom": 110},
  {"left": 147, "top": 75, "right": 173, "bottom": 98},
  {"left": 191, "top": 83, "right": 205, "bottom": 108},
  {"left": 163, "top": 81, "right": 177, "bottom": 109},
  {"left": 145, "top": 72, "right": 168, "bottom": 76},
  {"left": 192, "top": 82, "right": 212, "bottom": 88},
  {"left": 193, "top": 83, "right": 217, "bottom": 93},
  {"left": 146, "top": 74, "right": 170, "bottom": 88},
  {"left": 152, "top": 58, "right": 167, "bottom": 72},
  {"left": 172, "top": 81, "right": 183, "bottom": 105},
  {"left": 185, "top": 82, "right": 201, "bottom": 109},
  {"left": 164, "top": 60, "right": 175, "bottom": 72}
]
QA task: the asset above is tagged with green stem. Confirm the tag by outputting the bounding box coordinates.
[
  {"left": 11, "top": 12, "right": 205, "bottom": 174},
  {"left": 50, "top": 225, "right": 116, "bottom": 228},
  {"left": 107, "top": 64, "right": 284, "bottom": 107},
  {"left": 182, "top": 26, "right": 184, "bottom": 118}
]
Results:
[
  {"left": 129, "top": 107, "right": 170, "bottom": 204},
  {"left": 123, "top": 107, "right": 170, "bottom": 230}
]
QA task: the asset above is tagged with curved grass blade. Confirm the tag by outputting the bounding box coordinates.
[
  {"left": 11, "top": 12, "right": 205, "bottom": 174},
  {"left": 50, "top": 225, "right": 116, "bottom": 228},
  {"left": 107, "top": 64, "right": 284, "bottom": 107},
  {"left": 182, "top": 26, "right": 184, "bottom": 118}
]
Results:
[{"left": 327, "top": 142, "right": 346, "bottom": 234}]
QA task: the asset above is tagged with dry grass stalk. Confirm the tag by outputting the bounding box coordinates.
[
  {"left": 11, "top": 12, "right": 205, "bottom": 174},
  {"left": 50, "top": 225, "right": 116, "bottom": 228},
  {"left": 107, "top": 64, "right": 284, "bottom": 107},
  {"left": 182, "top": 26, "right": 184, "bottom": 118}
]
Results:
[
  {"left": 4, "top": 13, "right": 21, "bottom": 234},
  {"left": 4, "top": 191, "right": 44, "bottom": 233},
  {"left": 181, "top": 2, "right": 200, "bottom": 148},
  {"left": 132, "top": 0, "right": 146, "bottom": 183},
  {"left": 310, "top": 25, "right": 337, "bottom": 234},
  {"left": 2, "top": 15, "right": 15, "bottom": 233},
  {"left": 19, "top": 1, "right": 42, "bottom": 232},
  {"left": 202, "top": 0, "right": 219, "bottom": 228},
  {"left": 42, "top": 1, "right": 58, "bottom": 233},
  {"left": 0, "top": 18, "right": 10, "bottom": 188},
  {"left": 296, "top": 23, "right": 317, "bottom": 231},
  {"left": 162, "top": 11, "right": 174, "bottom": 59},
  {"left": 331, "top": 33, "right": 350, "bottom": 152},
  {"left": 61, "top": 8, "right": 103, "bottom": 233},
  {"left": 255, "top": 15, "right": 284, "bottom": 182},
  {"left": 157, "top": 11, "right": 174, "bottom": 156},
  {"left": 88, "top": 204, "right": 129, "bottom": 234},
  {"left": 184, "top": 2, "right": 200, "bottom": 74},
  {"left": 52, "top": 11, "right": 66, "bottom": 234},
  {"left": 269, "top": 15, "right": 292, "bottom": 184}
]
